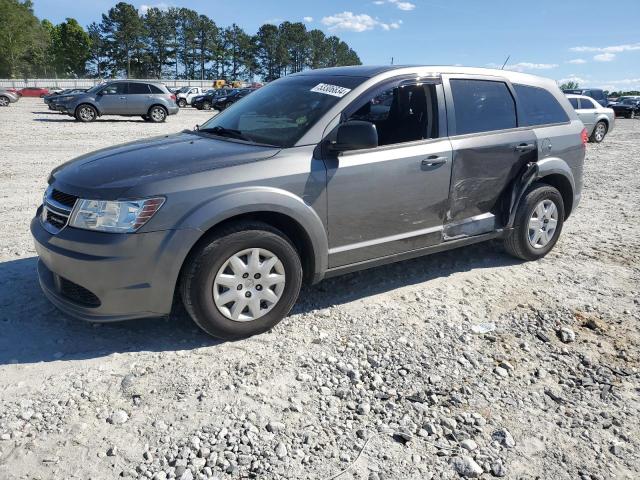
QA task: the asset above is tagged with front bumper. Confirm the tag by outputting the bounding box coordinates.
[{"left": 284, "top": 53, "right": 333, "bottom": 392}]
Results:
[{"left": 31, "top": 214, "right": 201, "bottom": 322}]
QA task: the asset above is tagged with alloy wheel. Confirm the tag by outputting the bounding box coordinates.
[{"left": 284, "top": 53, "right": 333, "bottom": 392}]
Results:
[
  {"left": 150, "top": 107, "right": 166, "bottom": 122},
  {"left": 213, "top": 248, "right": 286, "bottom": 322},
  {"left": 528, "top": 199, "right": 559, "bottom": 249},
  {"left": 0, "top": 96, "right": 9, "bottom": 107},
  {"left": 594, "top": 123, "right": 606, "bottom": 142},
  {"left": 79, "top": 106, "right": 95, "bottom": 121}
]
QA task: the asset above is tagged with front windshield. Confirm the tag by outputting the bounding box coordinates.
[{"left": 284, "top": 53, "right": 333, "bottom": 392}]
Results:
[
  {"left": 86, "top": 83, "right": 106, "bottom": 94},
  {"left": 621, "top": 98, "right": 637, "bottom": 105},
  {"left": 199, "top": 75, "right": 366, "bottom": 147}
]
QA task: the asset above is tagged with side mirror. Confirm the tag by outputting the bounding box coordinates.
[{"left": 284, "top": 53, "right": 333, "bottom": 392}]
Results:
[{"left": 330, "top": 120, "right": 378, "bottom": 152}]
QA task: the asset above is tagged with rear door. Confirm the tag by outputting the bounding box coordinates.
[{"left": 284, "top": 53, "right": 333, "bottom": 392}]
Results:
[
  {"left": 126, "top": 82, "right": 152, "bottom": 114},
  {"left": 96, "top": 82, "right": 128, "bottom": 114},
  {"left": 325, "top": 78, "right": 452, "bottom": 267},
  {"left": 442, "top": 76, "right": 537, "bottom": 230},
  {"left": 577, "top": 97, "right": 597, "bottom": 132}
]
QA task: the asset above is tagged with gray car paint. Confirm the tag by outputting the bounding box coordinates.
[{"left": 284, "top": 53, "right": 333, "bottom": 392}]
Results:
[
  {"left": 32, "top": 65, "right": 584, "bottom": 322},
  {"left": 55, "top": 80, "right": 179, "bottom": 118}
]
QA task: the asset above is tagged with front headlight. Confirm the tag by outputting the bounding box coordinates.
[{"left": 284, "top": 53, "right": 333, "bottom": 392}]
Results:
[{"left": 69, "top": 197, "right": 165, "bottom": 233}]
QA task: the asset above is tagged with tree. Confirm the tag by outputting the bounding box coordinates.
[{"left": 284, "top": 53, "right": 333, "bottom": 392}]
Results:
[
  {"left": 0, "top": 0, "right": 48, "bottom": 77},
  {"left": 100, "top": 2, "right": 145, "bottom": 77},
  {"left": 175, "top": 8, "right": 199, "bottom": 79},
  {"left": 223, "top": 24, "right": 250, "bottom": 80},
  {"left": 142, "top": 7, "right": 174, "bottom": 78},
  {"left": 307, "top": 29, "right": 328, "bottom": 69},
  {"left": 195, "top": 15, "right": 218, "bottom": 80},
  {"left": 87, "top": 22, "right": 106, "bottom": 77},
  {"left": 560, "top": 81, "right": 579, "bottom": 90},
  {"left": 255, "top": 24, "right": 280, "bottom": 81},
  {"left": 51, "top": 18, "right": 91, "bottom": 77}
]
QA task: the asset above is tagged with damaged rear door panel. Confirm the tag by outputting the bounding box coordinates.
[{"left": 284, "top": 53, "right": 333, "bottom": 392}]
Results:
[{"left": 442, "top": 75, "right": 538, "bottom": 238}]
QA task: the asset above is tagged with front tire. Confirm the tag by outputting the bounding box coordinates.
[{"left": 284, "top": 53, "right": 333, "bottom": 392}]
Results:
[
  {"left": 180, "top": 221, "right": 303, "bottom": 339},
  {"left": 148, "top": 105, "right": 167, "bottom": 123},
  {"left": 504, "top": 183, "right": 565, "bottom": 261},
  {"left": 75, "top": 104, "right": 97, "bottom": 122},
  {"left": 202, "top": 101, "right": 211, "bottom": 110},
  {"left": 590, "top": 121, "right": 607, "bottom": 143}
]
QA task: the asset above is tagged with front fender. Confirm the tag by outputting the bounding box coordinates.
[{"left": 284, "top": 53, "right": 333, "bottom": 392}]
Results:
[{"left": 177, "top": 186, "right": 329, "bottom": 282}]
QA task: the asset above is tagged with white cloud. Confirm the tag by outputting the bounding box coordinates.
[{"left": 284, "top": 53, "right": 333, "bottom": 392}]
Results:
[
  {"left": 570, "top": 42, "right": 640, "bottom": 53},
  {"left": 303, "top": 16, "right": 314, "bottom": 23},
  {"left": 594, "top": 53, "right": 616, "bottom": 62},
  {"left": 558, "top": 75, "right": 588, "bottom": 85},
  {"left": 321, "top": 12, "right": 401, "bottom": 32},
  {"left": 138, "top": 2, "right": 170, "bottom": 14},
  {"left": 375, "top": 0, "right": 416, "bottom": 10},
  {"left": 567, "top": 58, "right": 587, "bottom": 64}
]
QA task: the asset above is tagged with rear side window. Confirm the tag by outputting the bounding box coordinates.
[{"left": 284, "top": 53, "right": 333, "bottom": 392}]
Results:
[
  {"left": 128, "top": 83, "right": 150, "bottom": 94},
  {"left": 149, "top": 84, "right": 164, "bottom": 94},
  {"left": 579, "top": 98, "right": 596, "bottom": 109},
  {"left": 514, "top": 84, "right": 569, "bottom": 126},
  {"left": 450, "top": 79, "right": 516, "bottom": 135},
  {"left": 568, "top": 98, "right": 579, "bottom": 109}
]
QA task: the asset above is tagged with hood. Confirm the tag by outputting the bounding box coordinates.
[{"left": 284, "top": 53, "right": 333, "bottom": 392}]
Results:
[{"left": 50, "top": 131, "right": 280, "bottom": 199}]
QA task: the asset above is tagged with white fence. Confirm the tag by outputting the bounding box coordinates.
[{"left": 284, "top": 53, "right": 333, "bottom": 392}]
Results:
[{"left": 0, "top": 78, "right": 214, "bottom": 89}]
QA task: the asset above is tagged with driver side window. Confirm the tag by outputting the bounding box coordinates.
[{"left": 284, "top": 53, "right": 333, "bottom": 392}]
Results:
[
  {"left": 346, "top": 83, "right": 438, "bottom": 146},
  {"left": 101, "top": 83, "right": 127, "bottom": 95}
]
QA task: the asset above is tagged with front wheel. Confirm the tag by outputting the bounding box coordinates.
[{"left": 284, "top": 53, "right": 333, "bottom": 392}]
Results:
[
  {"left": 75, "top": 104, "right": 97, "bottom": 122},
  {"left": 202, "top": 101, "right": 211, "bottom": 110},
  {"left": 504, "top": 183, "right": 565, "bottom": 261},
  {"left": 590, "top": 121, "right": 607, "bottom": 143},
  {"left": 148, "top": 105, "right": 167, "bottom": 123},
  {"left": 181, "top": 221, "right": 303, "bottom": 339}
]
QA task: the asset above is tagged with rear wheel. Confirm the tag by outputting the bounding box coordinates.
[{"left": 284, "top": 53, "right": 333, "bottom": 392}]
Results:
[
  {"left": 75, "top": 104, "right": 97, "bottom": 122},
  {"left": 148, "top": 105, "right": 167, "bottom": 123},
  {"left": 504, "top": 183, "right": 565, "bottom": 261},
  {"left": 590, "top": 121, "right": 607, "bottom": 143},
  {"left": 0, "top": 96, "right": 9, "bottom": 107},
  {"left": 181, "top": 221, "right": 303, "bottom": 339},
  {"left": 177, "top": 98, "right": 187, "bottom": 108}
]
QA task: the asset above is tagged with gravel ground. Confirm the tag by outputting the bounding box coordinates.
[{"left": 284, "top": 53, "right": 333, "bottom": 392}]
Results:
[{"left": 0, "top": 98, "right": 639, "bottom": 480}]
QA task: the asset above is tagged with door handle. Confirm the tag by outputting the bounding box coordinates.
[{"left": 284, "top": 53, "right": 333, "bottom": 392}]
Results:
[
  {"left": 515, "top": 143, "right": 535, "bottom": 152},
  {"left": 421, "top": 156, "right": 447, "bottom": 167}
]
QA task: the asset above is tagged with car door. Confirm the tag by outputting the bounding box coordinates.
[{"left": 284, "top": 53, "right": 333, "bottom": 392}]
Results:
[
  {"left": 325, "top": 79, "right": 452, "bottom": 267},
  {"left": 442, "top": 76, "right": 537, "bottom": 231},
  {"left": 126, "top": 82, "right": 152, "bottom": 114},
  {"left": 577, "top": 97, "right": 597, "bottom": 132},
  {"left": 96, "top": 82, "right": 128, "bottom": 114}
]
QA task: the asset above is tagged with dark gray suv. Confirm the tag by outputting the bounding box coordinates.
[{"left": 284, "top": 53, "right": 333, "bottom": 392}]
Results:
[
  {"left": 54, "top": 80, "right": 179, "bottom": 122},
  {"left": 32, "top": 66, "right": 585, "bottom": 339}
]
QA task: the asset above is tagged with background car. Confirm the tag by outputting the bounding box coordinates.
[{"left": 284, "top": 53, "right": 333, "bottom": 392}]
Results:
[
  {"left": 0, "top": 89, "right": 20, "bottom": 106},
  {"left": 209, "top": 88, "right": 254, "bottom": 111},
  {"left": 609, "top": 97, "right": 640, "bottom": 118},
  {"left": 566, "top": 94, "right": 615, "bottom": 142},
  {"left": 17, "top": 86, "right": 50, "bottom": 97},
  {"left": 175, "top": 86, "right": 209, "bottom": 107},
  {"left": 53, "top": 80, "right": 179, "bottom": 122},
  {"left": 43, "top": 88, "right": 88, "bottom": 109},
  {"left": 562, "top": 88, "right": 608, "bottom": 106},
  {"left": 192, "top": 89, "right": 234, "bottom": 110}
]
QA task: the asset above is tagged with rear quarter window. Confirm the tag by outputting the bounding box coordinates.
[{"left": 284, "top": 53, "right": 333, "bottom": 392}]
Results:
[
  {"left": 514, "top": 84, "right": 569, "bottom": 126},
  {"left": 449, "top": 79, "right": 517, "bottom": 135},
  {"left": 149, "top": 85, "right": 164, "bottom": 94},
  {"left": 568, "top": 98, "right": 579, "bottom": 109}
]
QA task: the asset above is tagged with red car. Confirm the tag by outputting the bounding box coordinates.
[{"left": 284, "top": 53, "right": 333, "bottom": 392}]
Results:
[{"left": 17, "top": 87, "right": 50, "bottom": 97}]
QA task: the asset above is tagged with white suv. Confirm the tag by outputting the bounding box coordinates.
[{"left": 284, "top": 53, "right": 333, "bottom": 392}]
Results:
[{"left": 176, "top": 87, "right": 208, "bottom": 107}]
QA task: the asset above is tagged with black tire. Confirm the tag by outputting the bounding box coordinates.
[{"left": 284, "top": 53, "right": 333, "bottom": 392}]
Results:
[
  {"left": 589, "top": 120, "right": 608, "bottom": 143},
  {"left": 224, "top": 102, "right": 232, "bottom": 110},
  {"left": 148, "top": 105, "right": 167, "bottom": 123},
  {"left": 504, "top": 183, "right": 565, "bottom": 261},
  {"left": 141, "top": 114, "right": 151, "bottom": 121},
  {"left": 180, "top": 221, "right": 303, "bottom": 339},
  {"left": 177, "top": 98, "right": 187, "bottom": 108},
  {"left": 202, "top": 101, "right": 211, "bottom": 110},
  {"left": 75, "top": 104, "right": 97, "bottom": 122},
  {"left": 0, "top": 95, "right": 9, "bottom": 107}
]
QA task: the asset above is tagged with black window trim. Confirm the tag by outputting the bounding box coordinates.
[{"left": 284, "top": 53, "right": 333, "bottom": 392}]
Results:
[{"left": 442, "top": 74, "right": 521, "bottom": 138}]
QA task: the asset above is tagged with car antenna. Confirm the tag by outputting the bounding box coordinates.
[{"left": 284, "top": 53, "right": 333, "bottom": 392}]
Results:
[{"left": 501, "top": 55, "right": 510, "bottom": 70}]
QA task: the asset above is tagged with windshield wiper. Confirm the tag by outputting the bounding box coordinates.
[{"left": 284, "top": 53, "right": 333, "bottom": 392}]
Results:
[{"left": 199, "top": 125, "right": 250, "bottom": 141}]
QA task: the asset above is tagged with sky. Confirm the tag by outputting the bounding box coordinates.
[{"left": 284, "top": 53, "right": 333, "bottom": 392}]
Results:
[{"left": 33, "top": 0, "right": 640, "bottom": 91}]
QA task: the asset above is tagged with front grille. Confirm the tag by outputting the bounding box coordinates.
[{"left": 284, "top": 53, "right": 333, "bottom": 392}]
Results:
[
  {"left": 59, "top": 277, "right": 101, "bottom": 308},
  {"left": 51, "top": 189, "right": 78, "bottom": 208},
  {"left": 46, "top": 210, "right": 68, "bottom": 229}
]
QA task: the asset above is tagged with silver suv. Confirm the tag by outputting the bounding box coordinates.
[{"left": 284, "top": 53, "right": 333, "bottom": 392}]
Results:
[
  {"left": 54, "top": 80, "right": 179, "bottom": 122},
  {"left": 32, "top": 66, "right": 585, "bottom": 339}
]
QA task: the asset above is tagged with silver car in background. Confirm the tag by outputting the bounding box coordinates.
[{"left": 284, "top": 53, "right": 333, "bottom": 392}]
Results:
[
  {"left": 0, "top": 89, "right": 20, "bottom": 107},
  {"left": 566, "top": 94, "right": 615, "bottom": 143}
]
